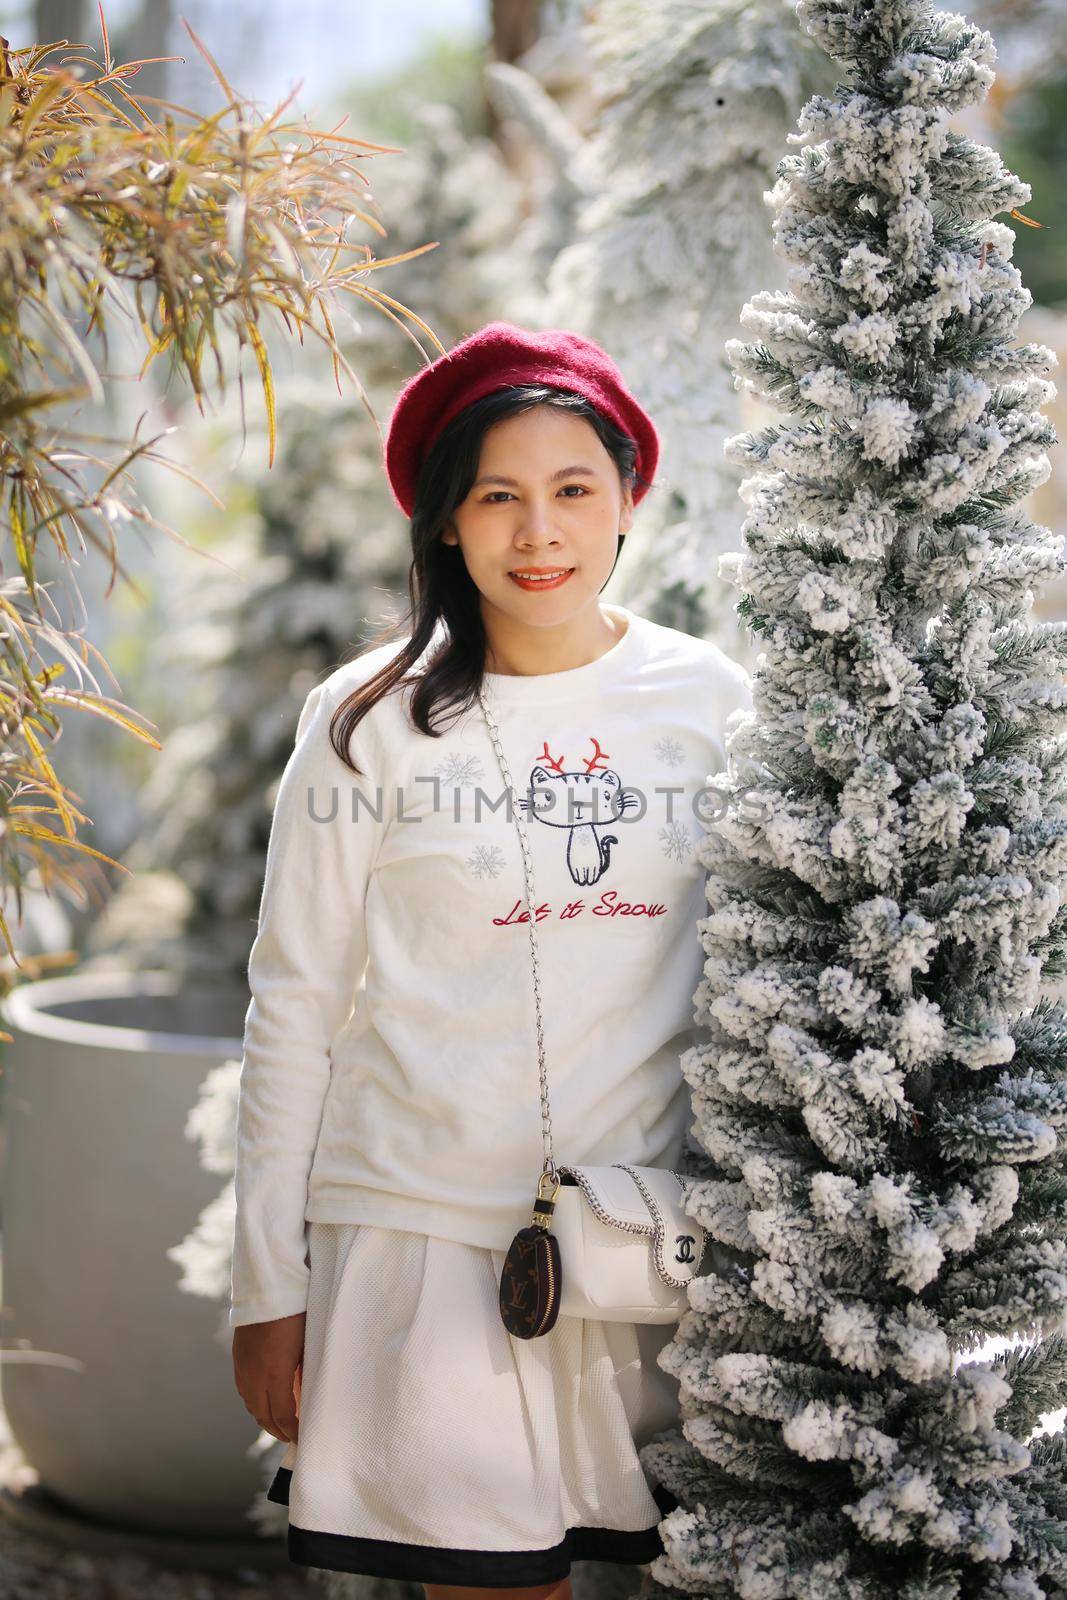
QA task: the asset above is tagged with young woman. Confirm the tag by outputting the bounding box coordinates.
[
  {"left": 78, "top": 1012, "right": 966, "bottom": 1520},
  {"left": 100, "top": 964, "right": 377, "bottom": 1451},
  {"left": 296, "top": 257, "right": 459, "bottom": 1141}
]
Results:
[{"left": 229, "top": 321, "right": 752, "bottom": 1599}]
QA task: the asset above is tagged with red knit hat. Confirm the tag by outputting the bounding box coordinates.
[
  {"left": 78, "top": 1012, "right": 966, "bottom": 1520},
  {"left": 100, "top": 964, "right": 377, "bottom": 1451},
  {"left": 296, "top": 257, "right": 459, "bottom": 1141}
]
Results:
[{"left": 383, "top": 320, "right": 659, "bottom": 519}]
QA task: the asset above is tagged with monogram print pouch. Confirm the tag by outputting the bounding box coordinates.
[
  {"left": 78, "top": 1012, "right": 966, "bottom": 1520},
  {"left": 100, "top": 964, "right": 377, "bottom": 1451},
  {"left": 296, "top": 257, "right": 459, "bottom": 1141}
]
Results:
[{"left": 499, "top": 1224, "right": 562, "bottom": 1339}]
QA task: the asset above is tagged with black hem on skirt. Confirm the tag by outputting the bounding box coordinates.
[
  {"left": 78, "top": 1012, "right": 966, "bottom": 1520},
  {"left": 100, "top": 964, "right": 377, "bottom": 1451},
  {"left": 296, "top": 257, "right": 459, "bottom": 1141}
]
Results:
[{"left": 266, "top": 1465, "right": 680, "bottom": 1585}]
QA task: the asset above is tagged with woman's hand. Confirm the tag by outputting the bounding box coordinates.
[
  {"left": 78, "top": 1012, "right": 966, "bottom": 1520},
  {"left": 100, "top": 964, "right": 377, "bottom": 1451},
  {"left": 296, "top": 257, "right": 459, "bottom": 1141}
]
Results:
[{"left": 232, "top": 1311, "right": 305, "bottom": 1443}]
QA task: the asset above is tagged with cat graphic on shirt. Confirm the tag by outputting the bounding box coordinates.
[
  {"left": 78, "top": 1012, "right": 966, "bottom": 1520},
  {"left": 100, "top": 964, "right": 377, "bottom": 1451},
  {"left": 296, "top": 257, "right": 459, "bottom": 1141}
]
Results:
[{"left": 516, "top": 737, "right": 638, "bottom": 885}]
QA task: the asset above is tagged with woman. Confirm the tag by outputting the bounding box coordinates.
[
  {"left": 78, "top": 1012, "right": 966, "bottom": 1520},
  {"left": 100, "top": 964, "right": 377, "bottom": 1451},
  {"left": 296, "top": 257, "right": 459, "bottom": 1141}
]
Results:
[{"left": 229, "top": 321, "right": 752, "bottom": 1598}]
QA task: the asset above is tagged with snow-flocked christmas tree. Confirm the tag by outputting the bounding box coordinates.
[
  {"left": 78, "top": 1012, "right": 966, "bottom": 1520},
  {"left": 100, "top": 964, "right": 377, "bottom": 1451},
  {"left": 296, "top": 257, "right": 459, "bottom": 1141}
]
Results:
[{"left": 640, "top": 2, "right": 1067, "bottom": 1595}]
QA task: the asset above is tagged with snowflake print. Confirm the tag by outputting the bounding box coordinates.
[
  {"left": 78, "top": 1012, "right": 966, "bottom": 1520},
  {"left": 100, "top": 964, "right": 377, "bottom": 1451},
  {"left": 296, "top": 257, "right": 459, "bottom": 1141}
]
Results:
[
  {"left": 468, "top": 843, "right": 507, "bottom": 879},
  {"left": 659, "top": 821, "right": 696, "bottom": 863},
  {"left": 434, "top": 751, "right": 486, "bottom": 787},
  {"left": 654, "top": 734, "right": 685, "bottom": 767}
]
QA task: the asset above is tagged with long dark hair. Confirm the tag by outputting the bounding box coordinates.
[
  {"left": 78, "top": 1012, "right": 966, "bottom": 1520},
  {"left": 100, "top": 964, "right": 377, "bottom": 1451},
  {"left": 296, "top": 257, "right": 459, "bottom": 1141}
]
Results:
[{"left": 329, "top": 383, "right": 654, "bottom": 775}]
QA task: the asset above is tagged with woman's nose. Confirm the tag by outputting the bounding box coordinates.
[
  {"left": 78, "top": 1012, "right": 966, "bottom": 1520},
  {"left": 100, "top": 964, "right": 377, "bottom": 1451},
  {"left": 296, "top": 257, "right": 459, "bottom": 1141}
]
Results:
[{"left": 515, "top": 500, "right": 562, "bottom": 541}]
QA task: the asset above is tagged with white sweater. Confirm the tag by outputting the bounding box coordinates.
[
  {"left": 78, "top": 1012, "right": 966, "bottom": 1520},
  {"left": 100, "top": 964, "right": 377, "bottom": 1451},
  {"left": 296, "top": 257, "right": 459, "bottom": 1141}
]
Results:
[{"left": 229, "top": 602, "right": 752, "bottom": 1326}]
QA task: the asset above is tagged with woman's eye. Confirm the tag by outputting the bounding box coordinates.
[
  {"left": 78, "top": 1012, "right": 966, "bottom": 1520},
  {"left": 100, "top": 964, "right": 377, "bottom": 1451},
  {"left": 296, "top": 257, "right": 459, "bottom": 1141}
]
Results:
[{"left": 483, "top": 486, "right": 588, "bottom": 503}]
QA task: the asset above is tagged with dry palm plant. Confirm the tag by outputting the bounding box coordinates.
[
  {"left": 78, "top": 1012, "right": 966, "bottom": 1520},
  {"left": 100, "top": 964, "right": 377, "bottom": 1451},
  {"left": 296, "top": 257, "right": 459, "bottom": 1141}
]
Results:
[{"left": 0, "top": 6, "right": 442, "bottom": 1007}]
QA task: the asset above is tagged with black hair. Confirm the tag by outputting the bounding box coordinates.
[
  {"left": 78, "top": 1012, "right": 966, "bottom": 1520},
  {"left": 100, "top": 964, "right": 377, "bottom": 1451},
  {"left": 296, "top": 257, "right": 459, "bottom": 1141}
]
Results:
[{"left": 329, "top": 383, "right": 654, "bottom": 774}]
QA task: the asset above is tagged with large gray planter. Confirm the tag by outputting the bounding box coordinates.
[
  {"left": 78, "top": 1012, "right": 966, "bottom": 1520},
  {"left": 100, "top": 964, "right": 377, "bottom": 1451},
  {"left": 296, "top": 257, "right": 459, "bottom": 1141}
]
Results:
[{"left": 0, "top": 969, "right": 269, "bottom": 1537}]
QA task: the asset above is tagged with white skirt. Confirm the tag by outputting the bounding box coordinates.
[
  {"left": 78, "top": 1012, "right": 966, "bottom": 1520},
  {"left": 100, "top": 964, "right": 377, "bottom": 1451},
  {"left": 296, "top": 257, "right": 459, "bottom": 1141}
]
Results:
[{"left": 266, "top": 1220, "right": 683, "bottom": 1587}]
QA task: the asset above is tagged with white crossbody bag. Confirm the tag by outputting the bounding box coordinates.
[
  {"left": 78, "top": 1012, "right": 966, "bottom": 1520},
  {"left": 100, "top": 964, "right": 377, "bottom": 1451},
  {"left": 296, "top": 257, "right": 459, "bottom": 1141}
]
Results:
[{"left": 477, "top": 681, "right": 708, "bottom": 1339}]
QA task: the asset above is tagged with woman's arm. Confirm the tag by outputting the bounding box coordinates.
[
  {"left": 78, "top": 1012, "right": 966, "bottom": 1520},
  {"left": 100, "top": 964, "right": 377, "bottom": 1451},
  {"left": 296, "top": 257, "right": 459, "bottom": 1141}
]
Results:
[{"left": 229, "top": 675, "right": 385, "bottom": 1327}]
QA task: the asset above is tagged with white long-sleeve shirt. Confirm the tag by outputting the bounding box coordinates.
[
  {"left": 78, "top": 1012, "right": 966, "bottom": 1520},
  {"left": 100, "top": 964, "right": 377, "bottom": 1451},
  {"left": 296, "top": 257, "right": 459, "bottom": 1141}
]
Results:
[{"left": 229, "top": 602, "right": 752, "bottom": 1326}]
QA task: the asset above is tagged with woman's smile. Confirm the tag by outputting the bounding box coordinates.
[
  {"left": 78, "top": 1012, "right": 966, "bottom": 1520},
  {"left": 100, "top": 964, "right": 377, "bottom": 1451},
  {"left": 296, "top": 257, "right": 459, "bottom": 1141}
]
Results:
[{"left": 508, "top": 566, "right": 576, "bottom": 590}]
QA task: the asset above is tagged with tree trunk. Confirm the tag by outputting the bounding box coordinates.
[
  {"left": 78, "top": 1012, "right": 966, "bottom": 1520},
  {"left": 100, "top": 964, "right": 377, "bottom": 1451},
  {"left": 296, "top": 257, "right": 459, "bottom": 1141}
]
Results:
[{"left": 488, "top": 0, "right": 544, "bottom": 163}]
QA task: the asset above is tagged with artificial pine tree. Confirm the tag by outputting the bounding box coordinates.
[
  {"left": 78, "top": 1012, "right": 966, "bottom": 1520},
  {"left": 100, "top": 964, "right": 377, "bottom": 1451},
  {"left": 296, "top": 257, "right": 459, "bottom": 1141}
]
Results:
[{"left": 639, "top": 2, "right": 1067, "bottom": 1596}]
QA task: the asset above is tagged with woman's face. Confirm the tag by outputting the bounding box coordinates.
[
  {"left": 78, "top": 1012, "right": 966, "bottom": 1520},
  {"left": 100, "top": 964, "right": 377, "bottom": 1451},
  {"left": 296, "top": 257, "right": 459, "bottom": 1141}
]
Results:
[{"left": 440, "top": 404, "right": 634, "bottom": 626}]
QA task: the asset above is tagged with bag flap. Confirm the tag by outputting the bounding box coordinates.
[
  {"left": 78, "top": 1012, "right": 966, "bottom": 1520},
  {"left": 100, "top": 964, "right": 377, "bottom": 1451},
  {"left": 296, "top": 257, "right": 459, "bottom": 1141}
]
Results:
[
  {"left": 630, "top": 1166, "right": 696, "bottom": 1226},
  {"left": 557, "top": 1164, "right": 653, "bottom": 1228}
]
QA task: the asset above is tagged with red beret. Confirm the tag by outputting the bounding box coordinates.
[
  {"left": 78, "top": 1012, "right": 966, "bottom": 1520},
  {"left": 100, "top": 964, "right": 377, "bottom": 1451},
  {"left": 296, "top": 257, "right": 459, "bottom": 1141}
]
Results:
[{"left": 383, "top": 320, "right": 660, "bottom": 519}]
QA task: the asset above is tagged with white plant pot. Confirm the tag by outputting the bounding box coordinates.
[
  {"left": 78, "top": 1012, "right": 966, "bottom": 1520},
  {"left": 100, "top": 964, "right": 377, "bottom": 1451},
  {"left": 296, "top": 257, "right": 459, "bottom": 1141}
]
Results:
[{"left": 0, "top": 969, "right": 269, "bottom": 1536}]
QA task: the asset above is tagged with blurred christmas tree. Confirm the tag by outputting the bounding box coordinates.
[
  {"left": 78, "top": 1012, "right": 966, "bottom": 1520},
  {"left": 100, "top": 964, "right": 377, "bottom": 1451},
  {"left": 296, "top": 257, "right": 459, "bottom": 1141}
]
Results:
[{"left": 543, "top": 0, "right": 838, "bottom": 647}]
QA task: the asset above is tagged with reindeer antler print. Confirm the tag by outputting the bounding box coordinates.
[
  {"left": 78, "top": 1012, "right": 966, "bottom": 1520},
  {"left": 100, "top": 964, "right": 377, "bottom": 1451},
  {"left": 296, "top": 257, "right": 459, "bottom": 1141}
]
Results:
[
  {"left": 583, "top": 737, "right": 610, "bottom": 774},
  {"left": 533, "top": 738, "right": 610, "bottom": 775},
  {"left": 536, "top": 741, "right": 566, "bottom": 775}
]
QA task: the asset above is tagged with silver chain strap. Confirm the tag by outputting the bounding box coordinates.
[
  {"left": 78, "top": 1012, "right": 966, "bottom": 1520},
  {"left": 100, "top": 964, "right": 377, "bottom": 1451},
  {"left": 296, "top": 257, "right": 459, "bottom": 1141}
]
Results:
[{"left": 476, "top": 681, "right": 558, "bottom": 1185}]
